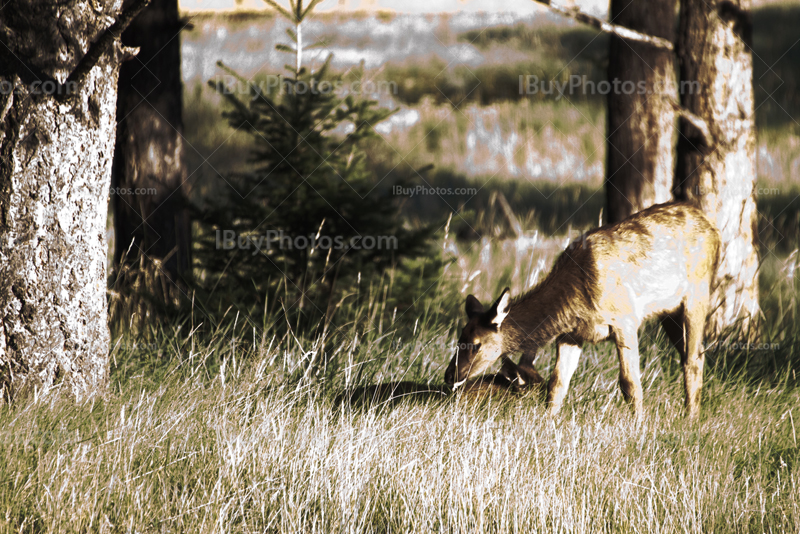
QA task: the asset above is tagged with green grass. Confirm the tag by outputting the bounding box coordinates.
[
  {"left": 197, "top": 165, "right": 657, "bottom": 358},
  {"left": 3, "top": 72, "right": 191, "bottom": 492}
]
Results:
[
  {"left": 3, "top": 354, "right": 800, "bottom": 532},
  {"left": 2, "top": 334, "right": 799, "bottom": 531},
  {"left": 4, "top": 225, "right": 800, "bottom": 531}
]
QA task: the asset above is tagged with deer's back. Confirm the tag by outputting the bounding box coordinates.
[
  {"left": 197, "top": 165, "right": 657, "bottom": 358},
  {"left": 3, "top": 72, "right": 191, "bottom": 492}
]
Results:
[{"left": 567, "top": 203, "right": 719, "bottom": 323}]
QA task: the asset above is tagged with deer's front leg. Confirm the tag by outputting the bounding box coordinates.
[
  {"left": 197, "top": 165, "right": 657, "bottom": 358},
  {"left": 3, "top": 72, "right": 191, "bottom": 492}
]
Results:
[
  {"left": 613, "top": 324, "right": 643, "bottom": 417},
  {"left": 498, "top": 355, "right": 521, "bottom": 384},
  {"left": 546, "top": 340, "right": 582, "bottom": 414},
  {"left": 499, "top": 355, "right": 543, "bottom": 388}
]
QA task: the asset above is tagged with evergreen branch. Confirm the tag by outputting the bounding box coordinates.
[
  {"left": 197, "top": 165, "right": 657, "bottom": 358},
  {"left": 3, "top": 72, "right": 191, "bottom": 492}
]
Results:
[
  {"left": 262, "top": 0, "right": 295, "bottom": 22},
  {"left": 316, "top": 53, "right": 333, "bottom": 79},
  {"left": 531, "top": 0, "right": 674, "bottom": 51},
  {"left": 305, "top": 39, "right": 331, "bottom": 50},
  {"left": 208, "top": 79, "right": 253, "bottom": 121},
  {"left": 302, "top": 0, "right": 325, "bottom": 18},
  {"left": 215, "top": 60, "right": 256, "bottom": 88},
  {"left": 275, "top": 44, "right": 296, "bottom": 54}
]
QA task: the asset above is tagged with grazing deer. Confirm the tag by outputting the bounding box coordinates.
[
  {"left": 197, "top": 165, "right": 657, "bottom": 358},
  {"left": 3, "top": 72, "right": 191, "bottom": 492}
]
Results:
[{"left": 444, "top": 202, "right": 720, "bottom": 418}]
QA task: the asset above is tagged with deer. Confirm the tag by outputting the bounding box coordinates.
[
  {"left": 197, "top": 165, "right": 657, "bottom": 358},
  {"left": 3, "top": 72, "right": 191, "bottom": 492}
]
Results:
[{"left": 444, "top": 202, "right": 721, "bottom": 419}]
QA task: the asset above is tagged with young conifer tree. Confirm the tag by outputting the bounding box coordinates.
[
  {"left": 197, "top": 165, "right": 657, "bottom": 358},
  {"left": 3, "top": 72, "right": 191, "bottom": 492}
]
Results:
[{"left": 198, "top": 0, "right": 431, "bottom": 317}]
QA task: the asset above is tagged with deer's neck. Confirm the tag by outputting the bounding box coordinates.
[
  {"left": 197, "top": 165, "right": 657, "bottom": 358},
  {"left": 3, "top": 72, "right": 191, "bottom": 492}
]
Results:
[{"left": 500, "top": 279, "right": 583, "bottom": 354}]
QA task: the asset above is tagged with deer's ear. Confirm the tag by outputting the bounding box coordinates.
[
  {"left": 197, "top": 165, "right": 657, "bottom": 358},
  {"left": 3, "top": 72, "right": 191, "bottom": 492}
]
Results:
[
  {"left": 490, "top": 287, "right": 511, "bottom": 327},
  {"left": 465, "top": 294, "right": 484, "bottom": 319}
]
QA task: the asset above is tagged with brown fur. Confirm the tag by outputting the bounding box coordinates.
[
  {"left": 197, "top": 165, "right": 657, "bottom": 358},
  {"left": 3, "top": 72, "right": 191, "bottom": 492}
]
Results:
[
  {"left": 444, "top": 202, "right": 720, "bottom": 419},
  {"left": 460, "top": 358, "right": 545, "bottom": 399}
]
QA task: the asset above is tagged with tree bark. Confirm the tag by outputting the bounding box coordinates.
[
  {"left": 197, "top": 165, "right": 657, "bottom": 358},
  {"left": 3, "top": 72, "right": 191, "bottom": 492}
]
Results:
[
  {"left": 605, "top": 0, "right": 677, "bottom": 224},
  {"left": 0, "top": 1, "right": 126, "bottom": 400},
  {"left": 675, "top": 0, "right": 759, "bottom": 335},
  {"left": 113, "top": 0, "right": 190, "bottom": 282}
]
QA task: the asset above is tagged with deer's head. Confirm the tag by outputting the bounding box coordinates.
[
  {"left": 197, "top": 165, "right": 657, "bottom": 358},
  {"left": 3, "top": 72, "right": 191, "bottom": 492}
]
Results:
[{"left": 444, "top": 288, "right": 511, "bottom": 387}]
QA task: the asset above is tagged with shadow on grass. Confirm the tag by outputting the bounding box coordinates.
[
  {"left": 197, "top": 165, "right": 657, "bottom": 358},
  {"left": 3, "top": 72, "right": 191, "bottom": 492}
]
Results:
[
  {"left": 336, "top": 366, "right": 546, "bottom": 409},
  {"left": 384, "top": 165, "right": 800, "bottom": 254},
  {"left": 381, "top": 166, "right": 605, "bottom": 238}
]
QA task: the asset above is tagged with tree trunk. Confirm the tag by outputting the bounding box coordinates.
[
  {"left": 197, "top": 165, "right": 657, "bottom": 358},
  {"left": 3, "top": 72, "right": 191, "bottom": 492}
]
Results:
[
  {"left": 0, "top": 1, "right": 125, "bottom": 400},
  {"left": 605, "top": 0, "right": 677, "bottom": 224},
  {"left": 675, "top": 0, "right": 759, "bottom": 335},
  {"left": 113, "top": 0, "right": 190, "bottom": 282}
]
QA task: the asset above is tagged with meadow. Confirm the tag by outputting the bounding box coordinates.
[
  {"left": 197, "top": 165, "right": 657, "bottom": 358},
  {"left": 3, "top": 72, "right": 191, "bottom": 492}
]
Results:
[
  {"left": 2, "top": 4, "right": 800, "bottom": 533},
  {"left": 1, "top": 229, "right": 798, "bottom": 532}
]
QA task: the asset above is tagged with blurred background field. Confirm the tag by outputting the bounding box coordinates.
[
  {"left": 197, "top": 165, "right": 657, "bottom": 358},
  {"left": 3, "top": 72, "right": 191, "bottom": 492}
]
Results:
[
  {"left": 182, "top": 4, "right": 800, "bottom": 244},
  {"left": 179, "top": 3, "right": 800, "bottom": 323}
]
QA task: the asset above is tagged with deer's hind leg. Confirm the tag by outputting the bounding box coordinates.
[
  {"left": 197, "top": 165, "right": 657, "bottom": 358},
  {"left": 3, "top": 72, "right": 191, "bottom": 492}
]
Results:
[{"left": 682, "top": 298, "right": 708, "bottom": 419}]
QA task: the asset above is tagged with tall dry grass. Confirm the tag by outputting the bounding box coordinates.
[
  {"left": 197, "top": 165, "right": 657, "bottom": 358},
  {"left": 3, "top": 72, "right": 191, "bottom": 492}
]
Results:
[
  {"left": 2, "top": 225, "right": 799, "bottom": 532},
  {"left": 2, "top": 329, "right": 799, "bottom": 532}
]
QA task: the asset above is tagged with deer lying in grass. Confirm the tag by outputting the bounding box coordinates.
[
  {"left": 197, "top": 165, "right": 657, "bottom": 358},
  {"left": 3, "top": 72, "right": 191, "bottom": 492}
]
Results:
[{"left": 444, "top": 202, "right": 720, "bottom": 418}]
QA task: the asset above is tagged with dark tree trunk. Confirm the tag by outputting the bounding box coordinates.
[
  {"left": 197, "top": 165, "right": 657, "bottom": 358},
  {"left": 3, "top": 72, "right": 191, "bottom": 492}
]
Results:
[
  {"left": 605, "top": 0, "right": 677, "bottom": 224},
  {"left": 113, "top": 0, "right": 190, "bottom": 281},
  {"left": 675, "top": 0, "right": 759, "bottom": 335},
  {"left": 0, "top": 1, "right": 126, "bottom": 400}
]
